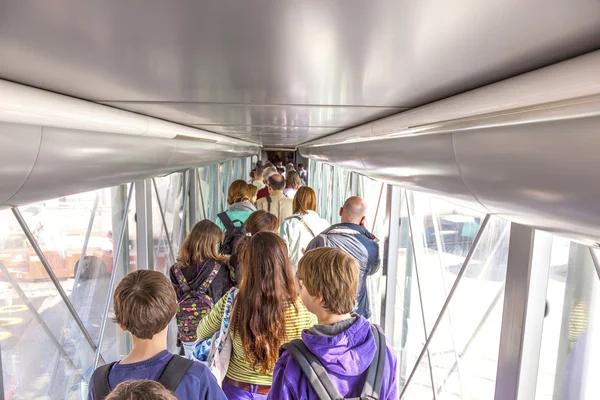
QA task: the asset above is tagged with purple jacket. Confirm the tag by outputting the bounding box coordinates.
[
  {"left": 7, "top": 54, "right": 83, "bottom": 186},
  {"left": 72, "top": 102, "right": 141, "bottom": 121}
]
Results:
[{"left": 268, "top": 316, "right": 398, "bottom": 400}]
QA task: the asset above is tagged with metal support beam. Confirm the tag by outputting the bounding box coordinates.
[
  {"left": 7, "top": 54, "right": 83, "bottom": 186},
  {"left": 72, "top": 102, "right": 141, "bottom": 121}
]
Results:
[
  {"left": 188, "top": 169, "right": 198, "bottom": 227},
  {"left": 589, "top": 247, "right": 600, "bottom": 282},
  {"left": 197, "top": 172, "right": 207, "bottom": 220},
  {"left": 72, "top": 193, "right": 99, "bottom": 295},
  {"left": 0, "top": 261, "right": 81, "bottom": 377},
  {"left": 135, "top": 179, "right": 154, "bottom": 270},
  {"left": 93, "top": 183, "right": 134, "bottom": 370},
  {"left": 0, "top": 320, "right": 3, "bottom": 396},
  {"left": 179, "top": 170, "right": 190, "bottom": 248},
  {"left": 382, "top": 186, "right": 402, "bottom": 336},
  {"left": 153, "top": 178, "right": 176, "bottom": 266},
  {"left": 371, "top": 182, "right": 386, "bottom": 234},
  {"left": 401, "top": 214, "right": 491, "bottom": 399},
  {"left": 405, "top": 192, "right": 438, "bottom": 400},
  {"left": 494, "top": 225, "right": 552, "bottom": 400},
  {"left": 12, "top": 207, "right": 104, "bottom": 364}
]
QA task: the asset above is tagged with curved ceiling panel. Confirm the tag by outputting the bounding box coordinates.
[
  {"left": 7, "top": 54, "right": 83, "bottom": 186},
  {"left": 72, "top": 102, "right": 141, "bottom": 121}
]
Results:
[
  {"left": 1, "top": 125, "right": 257, "bottom": 208},
  {"left": 0, "top": 123, "right": 42, "bottom": 205},
  {"left": 453, "top": 115, "right": 600, "bottom": 241},
  {"left": 0, "top": 1, "right": 599, "bottom": 146},
  {"left": 301, "top": 134, "right": 486, "bottom": 212}
]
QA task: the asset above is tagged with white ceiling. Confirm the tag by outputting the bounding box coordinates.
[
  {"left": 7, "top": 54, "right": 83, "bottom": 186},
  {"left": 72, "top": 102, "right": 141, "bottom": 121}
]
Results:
[{"left": 0, "top": 0, "right": 599, "bottom": 146}]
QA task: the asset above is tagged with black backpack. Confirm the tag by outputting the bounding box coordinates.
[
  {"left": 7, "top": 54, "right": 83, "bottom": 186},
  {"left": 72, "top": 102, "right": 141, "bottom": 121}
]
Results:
[
  {"left": 280, "top": 324, "right": 387, "bottom": 400},
  {"left": 91, "top": 355, "right": 192, "bottom": 399},
  {"left": 218, "top": 212, "right": 245, "bottom": 256}
]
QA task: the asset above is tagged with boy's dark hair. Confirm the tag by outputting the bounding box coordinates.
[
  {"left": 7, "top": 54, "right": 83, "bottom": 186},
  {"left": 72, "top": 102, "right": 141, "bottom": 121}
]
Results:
[
  {"left": 113, "top": 270, "right": 177, "bottom": 339},
  {"left": 106, "top": 380, "right": 177, "bottom": 400},
  {"left": 298, "top": 163, "right": 304, "bottom": 169},
  {"left": 268, "top": 174, "right": 285, "bottom": 191},
  {"left": 297, "top": 248, "right": 359, "bottom": 314}
]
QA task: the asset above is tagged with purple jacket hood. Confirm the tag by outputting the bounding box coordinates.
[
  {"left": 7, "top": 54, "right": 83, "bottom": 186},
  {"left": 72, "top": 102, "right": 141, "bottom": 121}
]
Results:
[
  {"left": 302, "top": 316, "right": 375, "bottom": 376},
  {"left": 268, "top": 316, "right": 398, "bottom": 400}
]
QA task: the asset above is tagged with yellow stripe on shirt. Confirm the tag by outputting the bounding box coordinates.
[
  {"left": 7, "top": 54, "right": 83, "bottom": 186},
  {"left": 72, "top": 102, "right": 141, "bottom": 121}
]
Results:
[{"left": 197, "top": 294, "right": 317, "bottom": 385}]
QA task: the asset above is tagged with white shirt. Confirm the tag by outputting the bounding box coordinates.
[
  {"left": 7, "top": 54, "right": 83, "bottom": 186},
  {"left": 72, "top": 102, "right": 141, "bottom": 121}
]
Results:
[
  {"left": 280, "top": 211, "right": 330, "bottom": 271},
  {"left": 252, "top": 180, "right": 266, "bottom": 190}
]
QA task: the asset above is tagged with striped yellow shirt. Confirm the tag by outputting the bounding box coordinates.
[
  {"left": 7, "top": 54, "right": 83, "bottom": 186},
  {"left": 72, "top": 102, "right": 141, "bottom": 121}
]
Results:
[{"left": 197, "top": 293, "right": 317, "bottom": 385}]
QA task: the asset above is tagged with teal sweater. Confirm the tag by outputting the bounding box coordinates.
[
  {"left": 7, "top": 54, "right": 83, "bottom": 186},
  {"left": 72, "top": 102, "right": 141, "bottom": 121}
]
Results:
[{"left": 215, "top": 201, "right": 256, "bottom": 231}]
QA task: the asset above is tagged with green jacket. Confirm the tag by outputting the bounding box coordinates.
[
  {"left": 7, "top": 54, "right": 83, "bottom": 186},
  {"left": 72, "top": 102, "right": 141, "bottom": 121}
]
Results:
[{"left": 215, "top": 201, "right": 256, "bottom": 231}]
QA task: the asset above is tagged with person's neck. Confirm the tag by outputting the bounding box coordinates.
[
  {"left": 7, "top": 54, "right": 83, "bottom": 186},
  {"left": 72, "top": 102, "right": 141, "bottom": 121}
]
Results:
[
  {"left": 340, "top": 219, "right": 362, "bottom": 226},
  {"left": 314, "top": 309, "right": 353, "bottom": 326},
  {"left": 120, "top": 330, "right": 168, "bottom": 364},
  {"left": 270, "top": 190, "right": 283, "bottom": 196}
]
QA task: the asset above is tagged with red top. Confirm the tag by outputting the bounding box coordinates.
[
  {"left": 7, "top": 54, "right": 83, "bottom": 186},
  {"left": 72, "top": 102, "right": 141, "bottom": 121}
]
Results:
[{"left": 256, "top": 187, "right": 270, "bottom": 200}]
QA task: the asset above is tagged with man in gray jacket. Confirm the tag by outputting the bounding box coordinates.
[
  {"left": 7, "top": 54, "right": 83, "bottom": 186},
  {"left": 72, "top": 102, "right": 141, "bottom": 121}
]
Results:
[{"left": 306, "top": 196, "right": 380, "bottom": 319}]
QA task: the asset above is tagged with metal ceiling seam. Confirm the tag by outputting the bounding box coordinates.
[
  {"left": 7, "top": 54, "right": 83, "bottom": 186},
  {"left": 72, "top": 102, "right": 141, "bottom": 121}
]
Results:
[
  {"left": 299, "top": 50, "right": 600, "bottom": 148},
  {"left": 449, "top": 131, "right": 492, "bottom": 214},
  {"left": 1, "top": 125, "right": 44, "bottom": 208}
]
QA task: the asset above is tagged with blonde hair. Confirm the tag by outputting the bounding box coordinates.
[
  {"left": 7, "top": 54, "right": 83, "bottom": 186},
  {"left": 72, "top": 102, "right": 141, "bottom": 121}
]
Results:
[
  {"left": 227, "top": 180, "right": 253, "bottom": 205},
  {"left": 177, "top": 220, "right": 226, "bottom": 267},
  {"left": 297, "top": 248, "right": 359, "bottom": 314}
]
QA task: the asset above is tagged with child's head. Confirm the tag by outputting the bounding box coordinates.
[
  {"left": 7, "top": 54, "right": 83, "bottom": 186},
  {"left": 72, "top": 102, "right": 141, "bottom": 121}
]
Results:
[
  {"left": 106, "top": 380, "right": 177, "bottom": 400},
  {"left": 244, "top": 210, "right": 279, "bottom": 235},
  {"left": 113, "top": 270, "right": 177, "bottom": 339},
  {"left": 177, "top": 220, "right": 225, "bottom": 267},
  {"left": 296, "top": 248, "right": 359, "bottom": 316}
]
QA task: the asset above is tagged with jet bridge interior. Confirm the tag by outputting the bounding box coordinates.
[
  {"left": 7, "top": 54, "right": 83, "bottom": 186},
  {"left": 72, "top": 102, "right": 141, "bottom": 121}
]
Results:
[{"left": 0, "top": 1, "right": 600, "bottom": 399}]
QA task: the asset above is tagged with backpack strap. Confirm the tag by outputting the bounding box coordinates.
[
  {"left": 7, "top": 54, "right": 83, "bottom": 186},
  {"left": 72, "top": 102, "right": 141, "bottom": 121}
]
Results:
[
  {"left": 360, "top": 324, "right": 387, "bottom": 399},
  {"left": 218, "top": 212, "right": 235, "bottom": 231},
  {"left": 294, "top": 216, "right": 316, "bottom": 238},
  {"left": 280, "top": 340, "right": 342, "bottom": 400},
  {"left": 157, "top": 355, "right": 194, "bottom": 392},
  {"left": 266, "top": 196, "right": 272, "bottom": 213},
  {"left": 199, "top": 261, "right": 222, "bottom": 292},
  {"left": 91, "top": 361, "right": 118, "bottom": 399},
  {"left": 172, "top": 266, "right": 190, "bottom": 296}
]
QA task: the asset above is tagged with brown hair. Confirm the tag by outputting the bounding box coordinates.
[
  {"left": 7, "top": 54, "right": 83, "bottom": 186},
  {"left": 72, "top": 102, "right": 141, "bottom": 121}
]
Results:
[
  {"left": 113, "top": 270, "right": 177, "bottom": 339},
  {"left": 176, "top": 220, "right": 226, "bottom": 267},
  {"left": 106, "top": 380, "right": 177, "bottom": 400},
  {"left": 245, "top": 210, "right": 278, "bottom": 235},
  {"left": 297, "top": 248, "right": 359, "bottom": 314},
  {"left": 227, "top": 180, "right": 253, "bottom": 205},
  {"left": 293, "top": 186, "right": 317, "bottom": 215},
  {"left": 286, "top": 170, "right": 302, "bottom": 190},
  {"left": 232, "top": 232, "right": 299, "bottom": 373}
]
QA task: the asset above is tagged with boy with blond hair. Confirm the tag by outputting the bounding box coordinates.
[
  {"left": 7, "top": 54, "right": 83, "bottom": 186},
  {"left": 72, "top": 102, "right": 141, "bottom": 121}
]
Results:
[
  {"left": 269, "top": 248, "right": 398, "bottom": 399},
  {"left": 89, "top": 270, "right": 225, "bottom": 400}
]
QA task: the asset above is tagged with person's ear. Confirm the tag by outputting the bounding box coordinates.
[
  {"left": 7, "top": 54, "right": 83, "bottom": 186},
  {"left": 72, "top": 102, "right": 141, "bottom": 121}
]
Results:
[
  {"left": 339, "top": 207, "right": 343, "bottom": 217},
  {"left": 360, "top": 216, "right": 366, "bottom": 227},
  {"left": 119, "top": 323, "right": 127, "bottom": 332}
]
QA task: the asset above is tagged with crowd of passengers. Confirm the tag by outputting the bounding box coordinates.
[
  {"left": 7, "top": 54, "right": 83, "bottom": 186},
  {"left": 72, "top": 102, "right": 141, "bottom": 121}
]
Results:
[{"left": 89, "top": 160, "right": 398, "bottom": 400}]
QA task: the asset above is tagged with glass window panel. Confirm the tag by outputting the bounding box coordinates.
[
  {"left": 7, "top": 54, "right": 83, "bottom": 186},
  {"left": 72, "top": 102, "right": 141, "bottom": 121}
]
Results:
[
  {"left": 0, "top": 209, "right": 96, "bottom": 399},
  {"left": 407, "top": 192, "right": 485, "bottom": 335},
  {"left": 535, "top": 239, "right": 600, "bottom": 400},
  {"left": 430, "top": 216, "right": 510, "bottom": 400}
]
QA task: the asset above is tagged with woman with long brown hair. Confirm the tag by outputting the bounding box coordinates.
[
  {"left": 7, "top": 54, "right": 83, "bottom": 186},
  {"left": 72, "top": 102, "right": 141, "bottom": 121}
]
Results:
[
  {"left": 280, "top": 186, "right": 330, "bottom": 270},
  {"left": 169, "top": 220, "right": 234, "bottom": 356},
  {"left": 228, "top": 210, "right": 278, "bottom": 283},
  {"left": 197, "top": 232, "right": 316, "bottom": 399}
]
